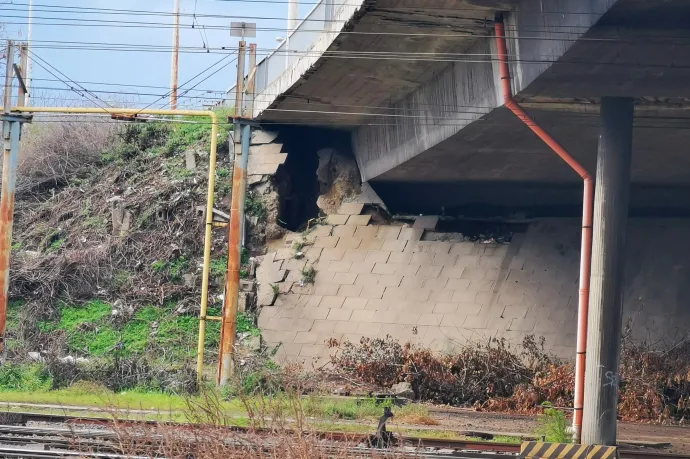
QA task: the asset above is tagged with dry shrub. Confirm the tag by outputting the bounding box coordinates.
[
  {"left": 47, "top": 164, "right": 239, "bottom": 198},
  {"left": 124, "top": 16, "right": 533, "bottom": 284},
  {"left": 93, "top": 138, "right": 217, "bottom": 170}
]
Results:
[
  {"left": 329, "top": 335, "right": 555, "bottom": 406},
  {"left": 17, "top": 116, "right": 118, "bottom": 195},
  {"left": 330, "top": 331, "right": 690, "bottom": 423}
]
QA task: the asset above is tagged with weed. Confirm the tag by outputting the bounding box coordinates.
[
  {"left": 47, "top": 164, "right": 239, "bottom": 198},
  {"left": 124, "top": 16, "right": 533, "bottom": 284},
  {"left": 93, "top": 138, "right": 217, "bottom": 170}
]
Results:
[
  {"left": 110, "top": 270, "right": 132, "bottom": 289},
  {"left": 217, "top": 167, "right": 231, "bottom": 178},
  {"left": 245, "top": 194, "right": 266, "bottom": 219},
  {"left": 293, "top": 241, "right": 305, "bottom": 252},
  {"left": 84, "top": 216, "right": 107, "bottom": 230},
  {"left": 151, "top": 260, "right": 167, "bottom": 273},
  {"left": 0, "top": 364, "right": 53, "bottom": 392},
  {"left": 240, "top": 269, "right": 249, "bottom": 279},
  {"left": 48, "top": 238, "right": 65, "bottom": 252},
  {"left": 168, "top": 256, "right": 189, "bottom": 281},
  {"left": 301, "top": 266, "right": 317, "bottom": 284},
  {"left": 11, "top": 241, "right": 23, "bottom": 251},
  {"left": 271, "top": 284, "right": 280, "bottom": 295},
  {"left": 165, "top": 163, "right": 195, "bottom": 181},
  {"left": 210, "top": 256, "right": 228, "bottom": 278},
  {"left": 241, "top": 247, "right": 250, "bottom": 265},
  {"left": 536, "top": 402, "right": 571, "bottom": 443},
  {"left": 236, "top": 312, "right": 260, "bottom": 337}
]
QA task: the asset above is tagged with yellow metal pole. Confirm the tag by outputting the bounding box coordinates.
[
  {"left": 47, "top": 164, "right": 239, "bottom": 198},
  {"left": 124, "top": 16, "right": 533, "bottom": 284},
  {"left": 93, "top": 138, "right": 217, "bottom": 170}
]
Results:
[{"left": 11, "top": 106, "right": 219, "bottom": 384}]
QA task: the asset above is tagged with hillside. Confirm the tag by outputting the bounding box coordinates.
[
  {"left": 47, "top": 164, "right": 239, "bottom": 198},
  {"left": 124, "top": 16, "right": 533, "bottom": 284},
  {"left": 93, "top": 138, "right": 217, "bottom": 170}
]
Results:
[{"left": 1, "top": 112, "right": 261, "bottom": 393}]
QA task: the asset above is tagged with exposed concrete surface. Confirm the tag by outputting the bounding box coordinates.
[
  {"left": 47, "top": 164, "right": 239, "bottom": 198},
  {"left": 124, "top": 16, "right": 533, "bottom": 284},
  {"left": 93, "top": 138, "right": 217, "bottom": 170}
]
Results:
[{"left": 259, "top": 218, "right": 690, "bottom": 363}]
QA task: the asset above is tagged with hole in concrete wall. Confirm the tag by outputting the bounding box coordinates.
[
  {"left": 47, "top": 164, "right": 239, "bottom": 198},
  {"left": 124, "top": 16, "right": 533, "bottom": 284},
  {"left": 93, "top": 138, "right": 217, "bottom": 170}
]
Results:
[
  {"left": 273, "top": 126, "right": 353, "bottom": 232},
  {"left": 422, "top": 219, "right": 528, "bottom": 243}
]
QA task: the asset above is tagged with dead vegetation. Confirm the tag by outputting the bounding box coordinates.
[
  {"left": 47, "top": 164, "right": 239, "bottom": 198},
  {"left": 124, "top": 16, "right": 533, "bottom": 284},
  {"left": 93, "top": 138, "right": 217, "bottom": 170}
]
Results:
[{"left": 328, "top": 331, "right": 690, "bottom": 423}]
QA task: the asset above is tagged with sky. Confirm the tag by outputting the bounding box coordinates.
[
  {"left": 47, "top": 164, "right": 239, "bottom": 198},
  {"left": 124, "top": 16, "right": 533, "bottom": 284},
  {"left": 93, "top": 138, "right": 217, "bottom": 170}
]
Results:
[{"left": 2, "top": 0, "right": 314, "bottom": 108}]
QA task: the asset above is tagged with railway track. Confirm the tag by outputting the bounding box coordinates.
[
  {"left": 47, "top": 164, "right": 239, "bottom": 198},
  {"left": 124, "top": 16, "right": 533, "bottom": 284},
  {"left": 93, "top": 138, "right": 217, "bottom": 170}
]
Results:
[{"left": 0, "top": 412, "right": 685, "bottom": 459}]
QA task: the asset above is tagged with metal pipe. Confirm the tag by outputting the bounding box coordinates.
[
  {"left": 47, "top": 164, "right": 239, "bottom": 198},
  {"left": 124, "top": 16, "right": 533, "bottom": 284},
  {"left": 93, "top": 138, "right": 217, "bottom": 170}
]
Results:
[
  {"left": 0, "top": 120, "right": 21, "bottom": 356},
  {"left": 4, "top": 41, "right": 15, "bottom": 112},
  {"left": 11, "top": 106, "right": 219, "bottom": 383},
  {"left": 218, "top": 120, "right": 251, "bottom": 386},
  {"left": 170, "top": 0, "right": 181, "bottom": 110},
  {"left": 494, "top": 16, "right": 593, "bottom": 443}
]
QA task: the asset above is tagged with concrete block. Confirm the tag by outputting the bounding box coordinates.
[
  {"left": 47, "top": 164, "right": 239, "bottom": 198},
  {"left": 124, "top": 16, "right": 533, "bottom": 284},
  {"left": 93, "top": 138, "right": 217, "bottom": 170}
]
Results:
[
  {"left": 248, "top": 163, "right": 280, "bottom": 176},
  {"left": 265, "top": 330, "right": 298, "bottom": 343},
  {"left": 357, "top": 321, "right": 382, "bottom": 337},
  {"left": 320, "top": 296, "right": 345, "bottom": 309},
  {"left": 351, "top": 310, "right": 376, "bottom": 322},
  {"left": 274, "top": 248, "right": 293, "bottom": 261},
  {"left": 484, "top": 268, "right": 504, "bottom": 281},
  {"left": 451, "top": 290, "right": 477, "bottom": 303},
  {"left": 432, "top": 253, "right": 457, "bottom": 267},
  {"left": 498, "top": 293, "right": 526, "bottom": 307},
  {"left": 424, "top": 277, "right": 448, "bottom": 290},
  {"left": 398, "top": 227, "right": 424, "bottom": 242},
  {"left": 475, "top": 291, "right": 493, "bottom": 305},
  {"left": 338, "top": 284, "right": 363, "bottom": 297},
  {"left": 333, "top": 225, "right": 357, "bottom": 238},
  {"left": 506, "top": 269, "right": 532, "bottom": 284},
  {"left": 377, "top": 226, "right": 402, "bottom": 241},
  {"left": 314, "top": 283, "right": 340, "bottom": 297},
  {"left": 418, "top": 313, "right": 443, "bottom": 326},
  {"left": 509, "top": 318, "right": 537, "bottom": 332},
  {"left": 466, "top": 280, "right": 495, "bottom": 292},
  {"left": 478, "top": 304, "right": 505, "bottom": 318},
  {"left": 440, "top": 314, "right": 467, "bottom": 328},
  {"left": 433, "top": 302, "right": 459, "bottom": 314},
  {"left": 327, "top": 308, "right": 353, "bottom": 321},
  {"left": 430, "top": 242, "right": 452, "bottom": 254},
  {"left": 396, "top": 312, "right": 422, "bottom": 325},
  {"left": 444, "top": 278, "right": 471, "bottom": 291},
  {"left": 388, "top": 250, "right": 413, "bottom": 264},
  {"left": 464, "top": 315, "right": 491, "bottom": 329},
  {"left": 300, "top": 344, "right": 327, "bottom": 358},
  {"left": 429, "top": 289, "right": 454, "bottom": 302},
  {"left": 342, "top": 297, "right": 368, "bottom": 309},
  {"left": 342, "top": 249, "right": 368, "bottom": 262},
  {"left": 455, "top": 255, "right": 481, "bottom": 267},
  {"left": 450, "top": 242, "right": 477, "bottom": 256},
  {"left": 305, "top": 296, "right": 323, "bottom": 308},
  {"left": 326, "top": 214, "right": 349, "bottom": 225},
  {"left": 338, "top": 202, "right": 365, "bottom": 215},
  {"left": 312, "top": 320, "right": 337, "bottom": 334},
  {"left": 397, "top": 264, "right": 421, "bottom": 276},
  {"left": 354, "top": 225, "right": 378, "bottom": 240},
  {"left": 336, "top": 237, "right": 362, "bottom": 250},
  {"left": 319, "top": 247, "right": 346, "bottom": 262},
  {"left": 373, "top": 263, "right": 398, "bottom": 275},
  {"left": 276, "top": 305, "right": 305, "bottom": 319},
  {"left": 361, "top": 285, "right": 386, "bottom": 299},
  {"left": 479, "top": 255, "right": 505, "bottom": 269},
  {"left": 336, "top": 320, "right": 359, "bottom": 334},
  {"left": 314, "top": 236, "right": 339, "bottom": 248},
  {"left": 314, "top": 270, "right": 335, "bottom": 284},
  {"left": 250, "top": 130, "right": 279, "bottom": 145},
  {"left": 382, "top": 288, "right": 406, "bottom": 301},
  {"left": 349, "top": 261, "right": 376, "bottom": 274},
  {"left": 332, "top": 272, "right": 358, "bottom": 285},
  {"left": 355, "top": 273, "right": 380, "bottom": 287},
  {"left": 378, "top": 274, "right": 403, "bottom": 287},
  {"left": 365, "top": 250, "right": 391, "bottom": 264},
  {"left": 346, "top": 215, "right": 372, "bottom": 226},
  {"left": 413, "top": 215, "right": 439, "bottom": 230},
  {"left": 380, "top": 323, "right": 407, "bottom": 336},
  {"left": 381, "top": 239, "right": 408, "bottom": 252},
  {"left": 456, "top": 302, "right": 482, "bottom": 316},
  {"left": 309, "top": 225, "right": 333, "bottom": 237},
  {"left": 289, "top": 318, "right": 315, "bottom": 332},
  {"left": 417, "top": 265, "right": 443, "bottom": 278},
  {"left": 283, "top": 258, "right": 307, "bottom": 272},
  {"left": 359, "top": 237, "right": 384, "bottom": 250},
  {"left": 328, "top": 260, "right": 353, "bottom": 273},
  {"left": 294, "top": 332, "right": 320, "bottom": 344},
  {"left": 406, "top": 288, "right": 431, "bottom": 302},
  {"left": 460, "top": 267, "right": 488, "bottom": 281},
  {"left": 402, "top": 275, "right": 427, "bottom": 289},
  {"left": 366, "top": 299, "right": 390, "bottom": 312},
  {"left": 441, "top": 266, "right": 466, "bottom": 280}
]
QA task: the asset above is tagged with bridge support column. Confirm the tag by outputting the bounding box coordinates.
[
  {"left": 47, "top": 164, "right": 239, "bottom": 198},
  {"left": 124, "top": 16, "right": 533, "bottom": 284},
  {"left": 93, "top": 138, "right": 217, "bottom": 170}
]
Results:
[{"left": 582, "top": 97, "right": 634, "bottom": 446}]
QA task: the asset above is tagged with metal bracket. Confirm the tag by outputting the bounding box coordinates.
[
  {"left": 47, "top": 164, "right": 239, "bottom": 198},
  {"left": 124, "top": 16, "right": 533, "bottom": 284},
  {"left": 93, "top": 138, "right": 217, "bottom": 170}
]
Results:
[
  {"left": 229, "top": 117, "right": 259, "bottom": 127},
  {"left": 0, "top": 114, "right": 32, "bottom": 123}
]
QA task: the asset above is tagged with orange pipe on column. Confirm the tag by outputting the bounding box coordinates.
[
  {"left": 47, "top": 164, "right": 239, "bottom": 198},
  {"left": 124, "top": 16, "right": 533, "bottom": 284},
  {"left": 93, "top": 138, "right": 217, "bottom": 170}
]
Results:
[{"left": 494, "top": 15, "right": 593, "bottom": 443}]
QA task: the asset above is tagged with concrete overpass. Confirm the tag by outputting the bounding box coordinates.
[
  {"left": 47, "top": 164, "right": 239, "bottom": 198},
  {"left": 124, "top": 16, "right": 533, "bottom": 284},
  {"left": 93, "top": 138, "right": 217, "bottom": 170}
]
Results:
[{"left": 234, "top": 0, "right": 690, "bottom": 217}]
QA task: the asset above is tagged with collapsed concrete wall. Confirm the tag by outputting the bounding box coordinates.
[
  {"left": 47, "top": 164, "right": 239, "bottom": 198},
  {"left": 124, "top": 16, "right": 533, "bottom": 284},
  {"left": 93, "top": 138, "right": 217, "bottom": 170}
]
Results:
[{"left": 258, "top": 216, "right": 690, "bottom": 363}]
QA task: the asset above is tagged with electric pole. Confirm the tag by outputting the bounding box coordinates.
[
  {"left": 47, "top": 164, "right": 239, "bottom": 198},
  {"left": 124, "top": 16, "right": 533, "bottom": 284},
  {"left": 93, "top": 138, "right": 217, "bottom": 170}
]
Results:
[
  {"left": 170, "top": 0, "right": 181, "bottom": 110},
  {"left": 25, "top": 0, "right": 33, "bottom": 106}
]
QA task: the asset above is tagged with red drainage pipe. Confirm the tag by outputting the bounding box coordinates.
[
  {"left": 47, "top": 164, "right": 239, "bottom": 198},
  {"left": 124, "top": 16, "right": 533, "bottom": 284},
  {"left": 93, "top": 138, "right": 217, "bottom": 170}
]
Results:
[{"left": 494, "top": 14, "right": 593, "bottom": 443}]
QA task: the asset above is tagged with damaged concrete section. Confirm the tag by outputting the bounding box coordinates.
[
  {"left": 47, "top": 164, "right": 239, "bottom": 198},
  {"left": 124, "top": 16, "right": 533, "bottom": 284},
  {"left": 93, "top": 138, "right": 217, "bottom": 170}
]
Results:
[{"left": 316, "top": 148, "right": 362, "bottom": 216}]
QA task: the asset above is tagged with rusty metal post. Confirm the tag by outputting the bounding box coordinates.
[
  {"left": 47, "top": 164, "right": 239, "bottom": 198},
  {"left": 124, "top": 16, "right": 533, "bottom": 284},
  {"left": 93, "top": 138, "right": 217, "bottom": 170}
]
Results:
[
  {"left": 17, "top": 44, "right": 28, "bottom": 109},
  {"left": 244, "top": 43, "right": 257, "bottom": 119},
  {"left": 218, "top": 121, "right": 251, "bottom": 385},
  {"left": 218, "top": 43, "right": 247, "bottom": 385},
  {"left": 0, "top": 120, "right": 21, "bottom": 356}
]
